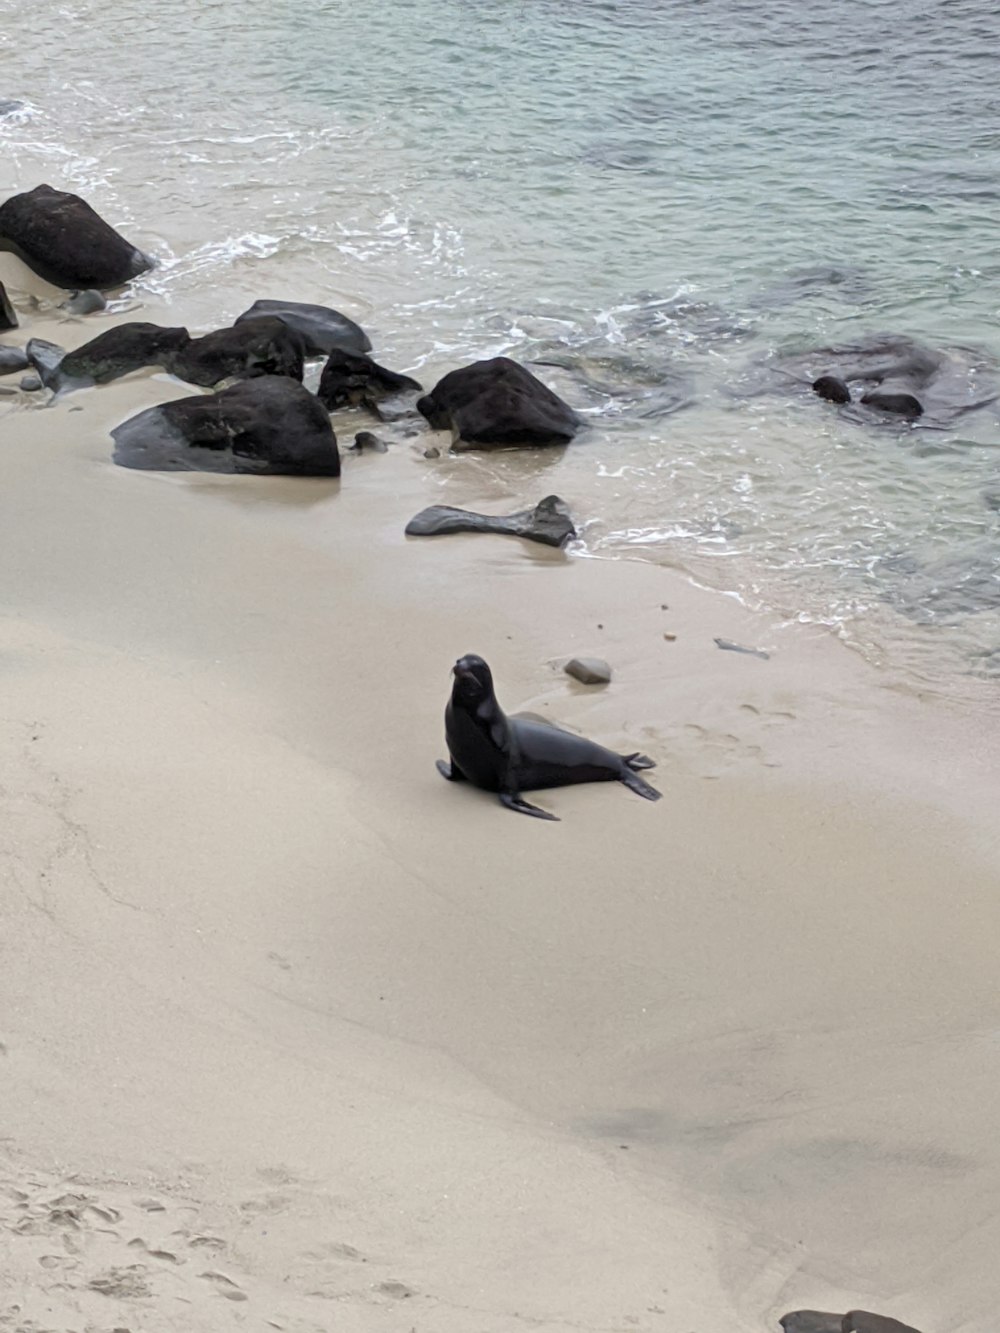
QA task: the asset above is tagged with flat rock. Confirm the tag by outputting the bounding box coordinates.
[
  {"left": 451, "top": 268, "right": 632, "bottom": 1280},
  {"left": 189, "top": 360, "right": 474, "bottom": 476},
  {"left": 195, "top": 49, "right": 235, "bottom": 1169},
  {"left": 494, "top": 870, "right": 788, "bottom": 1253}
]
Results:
[
  {"left": 714, "top": 637, "right": 770, "bottom": 660},
  {"left": 845, "top": 1311, "right": 925, "bottom": 1333},
  {"left": 0, "top": 279, "right": 16, "bottom": 330},
  {"left": 234, "top": 299, "right": 371, "bottom": 357},
  {"left": 418, "top": 356, "right": 580, "bottom": 448},
  {"left": 405, "top": 495, "right": 576, "bottom": 548},
  {"left": 780, "top": 1314, "right": 846, "bottom": 1333},
  {"left": 0, "top": 183, "right": 152, "bottom": 289},
  {"left": 564, "top": 656, "right": 612, "bottom": 685},
  {"left": 111, "top": 376, "right": 340, "bottom": 476}
]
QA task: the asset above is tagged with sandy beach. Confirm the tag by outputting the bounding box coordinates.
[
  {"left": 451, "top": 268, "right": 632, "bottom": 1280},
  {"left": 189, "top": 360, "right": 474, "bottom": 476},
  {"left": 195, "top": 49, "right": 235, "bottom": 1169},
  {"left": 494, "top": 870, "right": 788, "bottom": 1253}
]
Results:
[{"left": 3, "top": 250, "right": 1000, "bottom": 1333}]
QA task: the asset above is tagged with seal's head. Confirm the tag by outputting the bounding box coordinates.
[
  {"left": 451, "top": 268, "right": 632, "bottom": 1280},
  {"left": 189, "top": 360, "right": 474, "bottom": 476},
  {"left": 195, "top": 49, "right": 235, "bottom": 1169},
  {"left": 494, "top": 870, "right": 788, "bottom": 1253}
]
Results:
[{"left": 451, "top": 653, "right": 495, "bottom": 704}]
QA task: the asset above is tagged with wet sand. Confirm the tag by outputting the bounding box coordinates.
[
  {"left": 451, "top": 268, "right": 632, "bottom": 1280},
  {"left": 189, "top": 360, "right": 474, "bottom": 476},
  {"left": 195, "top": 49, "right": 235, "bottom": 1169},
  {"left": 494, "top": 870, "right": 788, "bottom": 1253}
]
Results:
[{"left": 2, "top": 253, "right": 999, "bottom": 1333}]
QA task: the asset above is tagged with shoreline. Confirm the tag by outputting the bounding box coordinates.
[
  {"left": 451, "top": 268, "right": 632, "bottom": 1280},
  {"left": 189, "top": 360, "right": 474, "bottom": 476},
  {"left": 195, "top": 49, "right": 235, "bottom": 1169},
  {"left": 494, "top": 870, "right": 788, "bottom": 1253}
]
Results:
[{"left": 3, "top": 258, "right": 1000, "bottom": 1332}]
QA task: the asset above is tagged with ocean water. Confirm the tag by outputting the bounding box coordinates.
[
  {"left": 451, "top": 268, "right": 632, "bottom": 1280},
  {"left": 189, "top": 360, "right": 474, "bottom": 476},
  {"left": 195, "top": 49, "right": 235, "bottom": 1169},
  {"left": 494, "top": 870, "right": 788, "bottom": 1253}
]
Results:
[{"left": 3, "top": 0, "right": 1000, "bottom": 693}]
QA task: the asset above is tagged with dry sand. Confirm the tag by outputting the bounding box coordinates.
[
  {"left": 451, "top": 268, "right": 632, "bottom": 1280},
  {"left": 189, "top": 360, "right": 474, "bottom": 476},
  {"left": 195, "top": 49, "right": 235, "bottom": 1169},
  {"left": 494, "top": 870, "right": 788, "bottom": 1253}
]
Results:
[{"left": 2, "top": 252, "right": 1000, "bottom": 1333}]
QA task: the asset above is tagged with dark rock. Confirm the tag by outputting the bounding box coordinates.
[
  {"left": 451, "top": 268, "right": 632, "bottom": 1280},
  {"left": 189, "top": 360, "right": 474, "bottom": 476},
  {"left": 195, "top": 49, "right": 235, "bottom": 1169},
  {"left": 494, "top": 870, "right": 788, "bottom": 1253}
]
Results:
[
  {"left": 812, "top": 374, "right": 851, "bottom": 404},
  {"left": 860, "top": 384, "right": 923, "bottom": 418},
  {"left": 0, "top": 99, "right": 25, "bottom": 118},
  {"left": 845, "top": 1312, "right": 925, "bottom": 1333},
  {"left": 0, "top": 344, "right": 29, "bottom": 375},
  {"left": 418, "top": 356, "right": 580, "bottom": 448},
  {"left": 423, "top": 446, "right": 441, "bottom": 459},
  {"left": 564, "top": 657, "right": 612, "bottom": 685},
  {"left": 234, "top": 299, "right": 371, "bottom": 357},
  {"left": 58, "top": 322, "right": 190, "bottom": 388},
  {"left": 19, "top": 372, "right": 42, "bottom": 392},
  {"left": 317, "top": 348, "right": 421, "bottom": 413},
  {"left": 0, "top": 279, "right": 16, "bottom": 330},
  {"left": 59, "top": 288, "right": 107, "bottom": 316},
  {"left": 714, "top": 637, "right": 770, "bottom": 660},
  {"left": 0, "top": 184, "right": 151, "bottom": 289},
  {"left": 25, "top": 337, "right": 66, "bottom": 388},
  {"left": 983, "top": 487, "right": 1000, "bottom": 512},
  {"left": 111, "top": 377, "right": 340, "bottom": 476},
  {"left": 172, "top": 317, "right": 305, "bottom": 388},
  {"left": 405, "top": 495, "right": 576, "bottom": 548},
  {"left": 780, "top": 1313, "right": 845, "bottom": 1333},
  {"left": 351, "top": 431, "right": 387, "bottom": 453}
]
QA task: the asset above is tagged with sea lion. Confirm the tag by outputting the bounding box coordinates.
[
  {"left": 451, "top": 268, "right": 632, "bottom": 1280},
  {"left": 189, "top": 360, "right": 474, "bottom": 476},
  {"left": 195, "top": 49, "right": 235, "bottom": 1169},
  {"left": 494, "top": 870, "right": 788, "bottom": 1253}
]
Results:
[{"left": 437, "top": 654, "right": 661, "bottom": 820}]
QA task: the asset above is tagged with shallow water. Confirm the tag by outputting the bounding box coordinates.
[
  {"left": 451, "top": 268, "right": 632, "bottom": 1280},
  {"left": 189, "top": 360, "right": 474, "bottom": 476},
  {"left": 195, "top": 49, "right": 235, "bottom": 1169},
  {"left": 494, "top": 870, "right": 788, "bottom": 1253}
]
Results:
[{"left": 3, "top": 0, "right": 1000, "bottom": 693}]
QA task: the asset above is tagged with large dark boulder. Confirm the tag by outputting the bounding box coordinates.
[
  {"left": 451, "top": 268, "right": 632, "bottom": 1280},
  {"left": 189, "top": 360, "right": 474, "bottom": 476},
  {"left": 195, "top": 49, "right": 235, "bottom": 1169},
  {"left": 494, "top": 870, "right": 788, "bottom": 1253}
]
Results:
[
  {"left": 0, "top": 184, "right": 151, "bottom": 289},
  {"left": 0, "top": 279, "right": 16, "bottom": 330},
  {"left": 234, "top": 299, "right": 371, "bottom": 356},
  {"left": 56, "top": 322, "right": 191, "bottom": 388},
  {"left": 172, "top": 316, "right": 305, "bottom": 388},
  {"left": 417, "top": 356, "right": 580, "bottom": 448},
  {"left": 111, "top": 377, "right": 340, "bottom": 476},
  {"left": 317, "top": 348, "right": 421, "bottom": 413}
]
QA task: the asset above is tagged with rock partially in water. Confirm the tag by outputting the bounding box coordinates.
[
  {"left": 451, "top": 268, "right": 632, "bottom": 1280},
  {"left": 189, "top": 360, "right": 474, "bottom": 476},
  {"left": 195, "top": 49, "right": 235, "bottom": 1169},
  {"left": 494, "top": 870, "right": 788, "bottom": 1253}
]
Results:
[
  {"left": 564, "top": 656, "right": 612, "bottom": 685},
  {"left": 744, "top": 334, "right": 999, "bottom": 427},
  {"left": 317, "top": 348, "right": 421, "bottom": 413},
  {"left": 0, "top": 183, "right": 152, "bottom": 289},
  {"left": 19, "top": 372, "right": 42, "bottom": 392},
  {"left": 59, "top": 288, "right": 107, "bottom": 316},
  {"left": 0, "top": 99, "right": 26, "bottom": 118},
  {"left": 173, "top": 317, "right": 305, "bottom": 388},
  {"left": 405, "top": 495, "right": 576, "bottom": 548},
  {"left": 812, "top": 374, "right": 851, "bottom": 403},
  {"left": 55, "top": 322, "right": 191, "bottom": 388},
  {"left": 0, "top": 344, "right": 28, "bottom": 375},
  {"left": 351, "top": 430, "right": 387, "bottom": 453},
  {"left": 112, "top": 377, "right": 340, "bottom": 476},
  {"left": 0, "top": 279, "right": 16, "bottom": 331},
  {"left": 234, "top": 299, "right": 371, "bottom": 357},
  {"left": 418, "top": 356, "right": 580, "bottom": 448}
]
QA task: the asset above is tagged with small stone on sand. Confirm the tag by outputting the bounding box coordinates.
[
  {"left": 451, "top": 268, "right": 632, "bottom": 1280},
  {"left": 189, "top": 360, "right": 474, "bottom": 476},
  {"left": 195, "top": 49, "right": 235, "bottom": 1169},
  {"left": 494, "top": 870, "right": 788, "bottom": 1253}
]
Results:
[{"left": 564, "top": 657, "right": 612, "bottom": 685}]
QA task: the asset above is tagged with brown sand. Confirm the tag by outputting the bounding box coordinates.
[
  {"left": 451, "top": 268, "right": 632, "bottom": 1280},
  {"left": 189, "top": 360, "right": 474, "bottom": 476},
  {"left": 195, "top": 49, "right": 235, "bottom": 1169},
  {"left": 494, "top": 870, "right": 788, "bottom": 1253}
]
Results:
[{"left": 2, "top": 253, "right": 1000, "bottom": 1333}]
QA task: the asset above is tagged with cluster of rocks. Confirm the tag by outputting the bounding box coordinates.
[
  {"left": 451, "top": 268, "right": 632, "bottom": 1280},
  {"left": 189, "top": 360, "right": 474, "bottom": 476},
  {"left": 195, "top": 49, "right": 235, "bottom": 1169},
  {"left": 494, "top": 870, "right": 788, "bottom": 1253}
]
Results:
[{"left": 0, "top": 184, "right": 584, "bottom": 483}]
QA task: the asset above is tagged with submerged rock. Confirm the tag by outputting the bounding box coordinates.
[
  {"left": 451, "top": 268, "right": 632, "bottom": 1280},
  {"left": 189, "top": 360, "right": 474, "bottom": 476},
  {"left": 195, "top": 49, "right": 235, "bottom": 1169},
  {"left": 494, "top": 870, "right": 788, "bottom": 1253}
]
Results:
[
  {"left": 351, "top": 430, "right": 388, "bottom": 453},
  {"left": 172, "top": 316, "right": 305, "bottom": 387},
  {"left": 234, "top": 299, "right": 372, "bottom": 357},
  {"left": 317, "top": 348, "right": 421, "bottom": 413},
  {"left": 0, "top": 279, "right": 16, "bottom": 330},
  {"left": 812, "top": 374, "right": 851, "bottom": 403},
  {"left": 111, "top": 377, "right": 340, "bottom": 476},
  {"left": 564, "top": 656, "right": 612, "bottom": 685},
  {"left": 418, "top": 356, "right": 580, "bottom": 448},
  {"left": 405, "top": 495, "right": 576, "bottom": 548},
  {"left": 0, "top": 183, "right": 152, "bottom": 289}
]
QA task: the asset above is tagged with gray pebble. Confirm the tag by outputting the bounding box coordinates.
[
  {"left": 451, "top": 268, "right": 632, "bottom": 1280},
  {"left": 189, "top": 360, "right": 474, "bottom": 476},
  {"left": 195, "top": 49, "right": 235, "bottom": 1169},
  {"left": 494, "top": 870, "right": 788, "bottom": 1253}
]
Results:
[
  {"left": 564, "top": 656, "right": 612, "bottom": 685},
  {"left": 60, "top": 289, "right": 107, "bottom": 316},
  {"left": 19, "top": 373, "right": 42, "bottom": 392},
  {"left": 423, "top": 446, "right": 441, "bottom": 459}
]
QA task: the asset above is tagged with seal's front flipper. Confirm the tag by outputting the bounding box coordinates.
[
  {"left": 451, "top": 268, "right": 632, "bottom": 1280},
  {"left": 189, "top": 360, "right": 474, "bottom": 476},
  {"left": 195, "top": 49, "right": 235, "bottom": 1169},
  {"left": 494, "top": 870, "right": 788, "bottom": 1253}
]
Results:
[
  {"left": 436, "top": 758, "right": 466, "bottom": 781},
  {"left": 621, "top": 768, "right": 662, "bottom": 801},
  {"left": 500, "top": 791, "right": 560, "bottom": 821}
]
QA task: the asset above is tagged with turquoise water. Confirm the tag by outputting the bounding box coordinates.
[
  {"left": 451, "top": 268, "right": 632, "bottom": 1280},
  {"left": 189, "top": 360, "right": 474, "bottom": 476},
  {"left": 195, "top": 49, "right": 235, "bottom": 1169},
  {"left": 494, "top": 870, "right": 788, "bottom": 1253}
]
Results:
[{"left": 4, "top": 0, "right": 1000, "bottom": 687}]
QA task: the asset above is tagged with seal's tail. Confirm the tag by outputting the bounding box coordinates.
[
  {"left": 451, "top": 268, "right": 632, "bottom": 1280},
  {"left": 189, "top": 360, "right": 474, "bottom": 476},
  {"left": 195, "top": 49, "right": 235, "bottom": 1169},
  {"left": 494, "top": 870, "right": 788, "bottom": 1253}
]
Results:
[
  {"left": 623, "top": 752, "right": 656, "bottom": 771},
  {"left": 620, "top": 767, "right": 662, "bottom": 802}
]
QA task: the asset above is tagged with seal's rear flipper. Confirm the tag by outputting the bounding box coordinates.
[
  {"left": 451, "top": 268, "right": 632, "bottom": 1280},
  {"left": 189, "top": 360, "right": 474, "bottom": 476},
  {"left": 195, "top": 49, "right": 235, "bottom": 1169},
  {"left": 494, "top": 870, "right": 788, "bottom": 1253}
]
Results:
[
  {"left": 436, "top": 758, "right": 466, "bottom": 781},
  {"left": 621, "top": 768, "right": 661, "bottom": 801},
  {"left": 500, "top": 791, "right": 560, "bottom": 821},
  {"left": 623, "top": 752, "right": 656, "bottom": 771}
]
